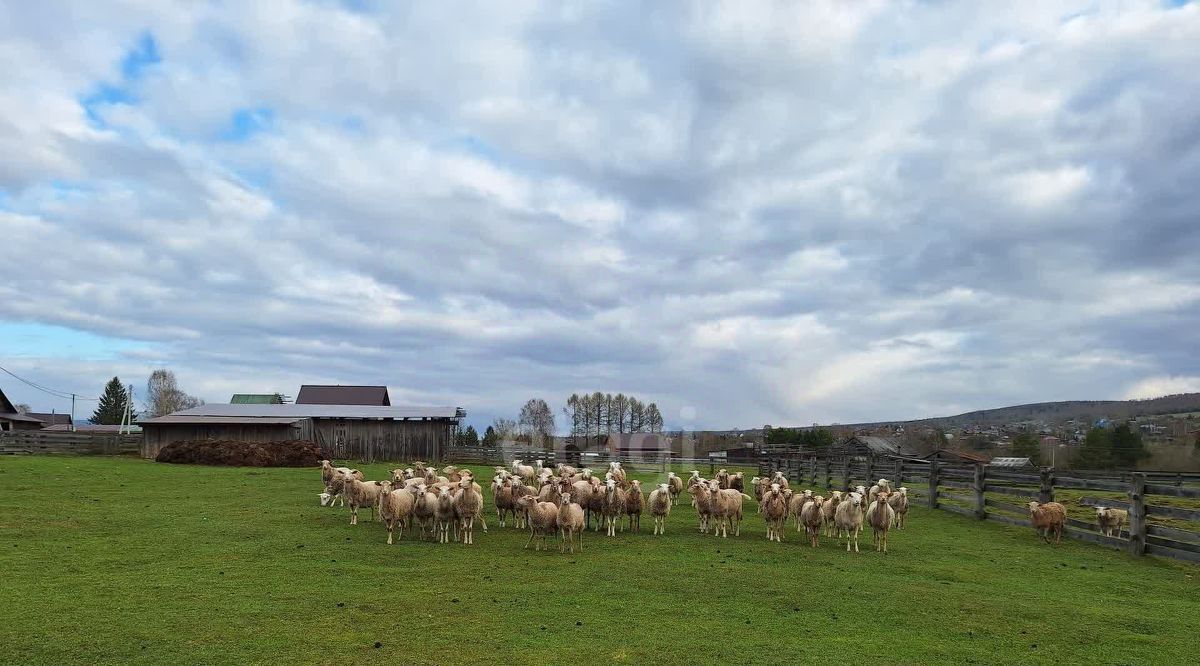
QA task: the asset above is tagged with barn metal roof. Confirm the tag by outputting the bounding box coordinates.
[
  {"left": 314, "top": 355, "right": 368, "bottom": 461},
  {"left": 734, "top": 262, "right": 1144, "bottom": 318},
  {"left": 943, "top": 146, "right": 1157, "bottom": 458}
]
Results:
[
  {"left": 295, "top": 385, "right": 390, "bottom": 406},
  {"left": 140, "top": 404, "right": 461, "bottom": 422},
  {"left": 990, "top": 457, "right": 1034, "bottom": 467},
  {"left": 139, "top": 415, "right": 307, "bottom": 425}
]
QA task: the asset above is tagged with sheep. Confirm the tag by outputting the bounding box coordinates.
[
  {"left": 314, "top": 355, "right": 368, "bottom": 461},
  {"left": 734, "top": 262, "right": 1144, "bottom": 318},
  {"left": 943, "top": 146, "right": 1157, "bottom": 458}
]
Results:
[
  {"left": 433, "top": 486, "right": 456, "bottom": 544},
  {"left": 378, "top": 482, "right": 416, "bottom": 544},
  {"left": 866, "top": 492, "right": 896, "bottom": 553},
  {"left": 601, "top": 479, "right": 627, "bottom": 537},
  {"left": 411, "top": 484, "right": 437, "bottom": 539},
  {"left": 771, "top": 471, "right": 790, "bottom": 491},
  {"left": 667, "top": 472, "right": 684, "bottom": 504},
  {"left": 624, "top": 480, "right": 645, "bottom": 532},
  {"left": 760, "top": 483, "right": 789, "bottom": 542},
  {"left": 688, "top": 470, "right": 703, "bottom": 489},
  {"left": 800, "top": 496, "right": 824, "bottom": 547},
  {"left": 412, "top": 461, "right": 428, "bottom": 475},
  {"left": 536, "top": 478, "right": 562, "bottom": 507},
  {"left": 787, "top": 490, "right": 811, "bottom": 530},
  {"left": 512, "top": 459, "right": 536, "bottom": 484},
  {"left": 821, "top": 491, "right": 843, "bottom": 537},
  {"left": 453, "top": 477, "right": 484, "bottom": 545},
  {"left": 517, "top": 495, "right": 559, "bottom": 551},
  {"left": 510, "top": 477, "right": 536, "bottom": 529},
  {"left": 344, "top": 475, "right": 384, "bottom": 526},
  {"left": 319, "top": 466, "right": 363, "bottom": 507},
  {"left": 716, "top": 469, "right": 731, "bottom": 490},
  {"left": 730, "top": 472, "right": 745, "bottom": 492},
  {"left": 442, "top": 465, "right": 462, "bottom": 483},
  {"left": 608, "top": 461, "right": 627, "bottom": 488},
  {"left": 583, "top": 479, "right": 607, "bottom": 532},
  {"left": 752, "top": 476, "right": 772, "bottom": 503},
  {"left": 1028, "top": 501, "right": 1066, "bottom": 545},
  {"left": 389, "top": 468, "right": 415, "bottom": 485},
  {"left": 707, "top": 482, "right": 753, "bottom": 538},
  {"left": 320, "top": 460, "right": 339, "bottom": 488},
  {"left": 868, "top": 478, "right": 892, "bottom": 506},
  {"left": 888, "top": 488, "right": 909, "bottom": 529},
  {"left": 835, "top": 492, "right": 865, "bottom": 553},
  {"left": 492, "top": 477, "right": 515, "bottom": 527},
  {"left": 1096, "top": 506, "right": 1129, "bottom": 538},
  {"left": 556, "top": 463, "right": 578, "bottom": 478},
  {"left": 689, "top": 482, "right": 714, "bottom": 533},
  {"left": 648, "top": 483, "right": 672, "bottom": 535},
  {"left": 558, "top": 493, "right": 586, "bottom": 553}
]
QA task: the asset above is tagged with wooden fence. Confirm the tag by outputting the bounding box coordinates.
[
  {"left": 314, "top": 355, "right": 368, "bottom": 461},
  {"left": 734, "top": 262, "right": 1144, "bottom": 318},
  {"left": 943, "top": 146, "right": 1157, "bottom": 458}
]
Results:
[
  {"left": 759, "top": 453, "right": 1200, "bottom": 565},
  {"left": 447, "top": 445, "right": 751, "bottom": 476},
  {"left": 0, "top": 430, "right": 143, "bottom": 456}
]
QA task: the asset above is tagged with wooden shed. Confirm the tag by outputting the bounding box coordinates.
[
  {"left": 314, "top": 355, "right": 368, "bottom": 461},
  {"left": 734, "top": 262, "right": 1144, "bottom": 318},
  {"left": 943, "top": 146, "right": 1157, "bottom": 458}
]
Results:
[{"left": 140, "top": 404, "right": 462, "bottom": 462}]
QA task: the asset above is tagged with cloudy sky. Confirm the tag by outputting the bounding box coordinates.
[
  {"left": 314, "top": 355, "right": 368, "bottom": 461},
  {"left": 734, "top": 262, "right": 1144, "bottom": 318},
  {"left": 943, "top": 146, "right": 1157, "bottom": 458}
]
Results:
[{"left": 2, "top": 1, "right": 1199, "bottom": 430}]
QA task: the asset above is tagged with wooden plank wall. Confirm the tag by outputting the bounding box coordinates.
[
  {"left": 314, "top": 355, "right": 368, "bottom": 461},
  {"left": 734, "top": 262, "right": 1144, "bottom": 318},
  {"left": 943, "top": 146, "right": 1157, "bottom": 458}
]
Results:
[{"left": 0, "top": 430, "right": 143, "bottom": 456}]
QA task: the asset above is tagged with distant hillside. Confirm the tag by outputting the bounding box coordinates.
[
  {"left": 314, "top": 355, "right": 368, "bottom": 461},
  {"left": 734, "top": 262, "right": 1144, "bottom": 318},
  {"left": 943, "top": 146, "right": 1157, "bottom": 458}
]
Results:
[{"left": 909, "top": 393, "right": 1200, "bottom": 429}]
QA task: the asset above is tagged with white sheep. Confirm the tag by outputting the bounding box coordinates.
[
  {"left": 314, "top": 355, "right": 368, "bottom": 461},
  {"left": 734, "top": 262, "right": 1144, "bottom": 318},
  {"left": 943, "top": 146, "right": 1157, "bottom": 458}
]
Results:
[
  {"left": 888, "top": 488, "right": 909, "bottom": 529},
  {"left": 602, "top": 479, "right": 627, "bottom": 537},
  {"left": 453, "top": 477, "right": 484, "bottom": 545},
  {"left": 1096, "top": 506, "right": 1129, "bottom": 538},
  {"left": 558, "top": 493, "right": 585, "bottom": 553},
  {"left": 866, "top": 491, "right": 896, "bottom": 553},
  {"left": 868, "top": 478, "right": 892, "bottom": 506},
  {"left": 835, "top": 492, "right": 865, "bottom": 553},
  {"left": 648, "top": 483, "right": 672, "bottom": 535},
  {"left": 760, "top": 483, "right": 789, "bottom": 542},
  {"left": 344, "top": 475, "right": 383, "bottom": 525},
  {"left": 707, "top": 481, "right": 753, "bottom": 538},
  {"left": 434, "top": 486, "right": 456, "bottom": 544},
  {"left": 800, "top": 496, "right": 824, "bottom": 547},
  {"left": 667, "top": 472, "right": 684, "bottom": 504},
  {"left": 379, "top": 482, "right": 416, "bottom": 544}
]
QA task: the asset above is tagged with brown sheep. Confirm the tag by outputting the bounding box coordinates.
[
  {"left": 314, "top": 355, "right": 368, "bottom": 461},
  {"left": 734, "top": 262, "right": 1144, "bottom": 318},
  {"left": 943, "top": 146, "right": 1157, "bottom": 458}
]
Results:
[
  {"left": 887, "top": 488, "right": 909, "bottom": 529},
  {"left": 378, "top": 482, "right": 416, "bottom": 545},
  {"left": 1028, "top": 501, "right": 1066, "bottom": 545},
  {"left": 800, "top": 497, "right": 824, "bottom": 547},
  {"left": 716, "top": 469, "right": 731, "bottom": 490},
  {"left": 821, "top": 491, "right": 843, "bottom": 537},
  {"left": 625, "top": 480, "right": 645, "bottom": 532},
  {"left": 558, "top": 493, "right": 586, "bottom": 553},
  {"left": 730, "top": 472, "right": 745, "bottom": 492},
  {"left": 667, "top": 472, "right": 684, "bottom": 504}
]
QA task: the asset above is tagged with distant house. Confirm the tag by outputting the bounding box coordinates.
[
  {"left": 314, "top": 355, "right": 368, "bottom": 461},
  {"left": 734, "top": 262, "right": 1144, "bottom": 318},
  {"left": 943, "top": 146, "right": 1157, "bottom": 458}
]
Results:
[
  {"left": 295, "top": 385, "right": 390, "bottom": 406},
  {"left": 606, "top": 433, "right": 675, "bottom": 459},
  {"left": 231, "top": 394, "right": 286, "bottom": 405},
  {"left": 0, "top": 388, "right": 46, "bottom": 432},
  {"left": 841, "top": 435, "right": 918, "bottom": 459},
  {"left": 25, "top": 412, "right": 73, "bottom": 428},
  {"left": 922, "top": 448, "right": 991, "bottom": 464}
]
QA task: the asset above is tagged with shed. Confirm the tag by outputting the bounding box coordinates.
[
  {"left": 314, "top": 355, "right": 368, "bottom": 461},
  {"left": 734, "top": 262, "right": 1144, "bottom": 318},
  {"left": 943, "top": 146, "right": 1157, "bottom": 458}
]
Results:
[
  {"left": 296, "top": 385, "right": 390, "bottom": 406},
  {"left": 0, "top": 388, "right": 45, "bottom": 432},
  {"left": 139, "top": 403, "right": 461, "bottom": 462}
]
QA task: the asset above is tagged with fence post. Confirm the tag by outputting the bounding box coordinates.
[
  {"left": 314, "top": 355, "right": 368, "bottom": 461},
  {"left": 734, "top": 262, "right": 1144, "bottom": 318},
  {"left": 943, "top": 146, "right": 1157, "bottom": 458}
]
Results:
[
  {"left": 842, "top": 456, "right": 851, "bottom": 492},
  {"left": 1038, "top": 467, "right": 1054, "bottom": 504},
  {"left": 895, "top": 458, "right": 904, "bottom": 487},
  {"left": 973, "top": 464, "right": 986, "bottom": 519},
  {"left": 928, "top": 458, "right": 939, "bottom": 509},
  {"left": 1128, "top": 472, "right": 1147, "bottom": 557}
]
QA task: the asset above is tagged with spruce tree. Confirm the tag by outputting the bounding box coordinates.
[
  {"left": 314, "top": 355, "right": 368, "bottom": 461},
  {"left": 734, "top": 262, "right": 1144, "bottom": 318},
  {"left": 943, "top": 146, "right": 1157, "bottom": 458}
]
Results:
[{"left": 91, "top": 377, "right": 135, "bottom": 425}]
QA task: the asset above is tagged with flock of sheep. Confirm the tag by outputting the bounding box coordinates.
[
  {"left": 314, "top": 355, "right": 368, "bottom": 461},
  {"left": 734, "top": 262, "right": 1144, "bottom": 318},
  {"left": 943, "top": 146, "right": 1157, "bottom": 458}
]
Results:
[{"left": 316, "top": 459, "right": 916, "bottom": 554}]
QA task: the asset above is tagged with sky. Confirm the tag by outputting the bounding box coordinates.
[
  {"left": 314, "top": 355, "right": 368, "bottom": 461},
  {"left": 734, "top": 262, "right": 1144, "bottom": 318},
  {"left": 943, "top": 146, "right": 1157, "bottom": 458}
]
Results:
[{"left": 1, "top": 1, "right": 1199, "bottom": 431}]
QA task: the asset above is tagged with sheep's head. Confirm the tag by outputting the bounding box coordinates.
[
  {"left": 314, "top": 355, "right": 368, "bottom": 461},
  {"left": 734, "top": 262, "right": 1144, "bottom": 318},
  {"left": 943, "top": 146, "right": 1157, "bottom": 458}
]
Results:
[
  {"left": 849, "top": 492, "right": 863, "bottom": 506},
  {"left": 458, "top": 477, "right": 473, "bottom": 490},
  {"left": 877, "top": 478, "right": 890, "bottom": 487},
  {"left": 898, "top": 487, "right": 908, "bottom": 496},
  {"left": 631, "top": 480, "right": 642, "bottom": 491},
  {"left": 1027, "top": 501, "right": 1041, "bottom": 513},
  {"left": 320, "top": 460, "right": 332, "bottom": 469},
  {"left": 658, "top": 483, "right": 670, "bottom": 493},
  {"left": 318, "top": 492, "right": 332, "bottom": 506},
  {"left": 770, "top": 482, "right": 781, "bottom": 494},
  {"left": 561, "top": 493, "right": 573, "bottom": 505},
  {"left": 802, "top": 489, "right": 813, "bottom": 498},
  {"left": 689, "top": 470, "right": 700, "bottom": 479},
  {"left": 376, "top": 480, "right": 392, "bottom": 494},
  {"left": 668, "top": 472, "right": 678, "bottom": 480},
  {"left": 438, "top": 486, "right": 452, "bottom": 499},
  {"left": 733, "top": 472, "right": 743, "bottom": 480},
  {"left": 1095, "top": 506, "right": 1108, "bottom": 518}
]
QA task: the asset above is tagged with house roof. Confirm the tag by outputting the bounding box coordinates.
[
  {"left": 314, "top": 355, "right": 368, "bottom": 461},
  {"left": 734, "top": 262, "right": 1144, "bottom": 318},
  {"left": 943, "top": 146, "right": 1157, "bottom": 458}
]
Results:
[
  {"left": 139, "top": 415, "right": 307, "bottom": 426},
  {"left": 923, "top": 448, "right": 991, "bottom": 463},
  {"left": 295, "top": 385, "right": 390, "bottom": 406},
  {"left": 26, "top": 412, "right": 72, "bottom": 426},
  {"left": 43, "top": 423, "right": 142, "bottom": 433},
  {"left": 0, "top": 387, "right": 21, "bottom": 415},
  {"left": 139, "top": 403, "right": 461, "bottom": 424},
  {"left": 990, "top": 457, "right": 1033, "bottom": 467},
  {"left": 231, "top": 394, "right": 285, "bottom": 404},
  {"left": 0, "top": 412, "right": 45, "bottom": 423},
  {"left": 848, "top": 435, "right": 916, "bottom": 457}
]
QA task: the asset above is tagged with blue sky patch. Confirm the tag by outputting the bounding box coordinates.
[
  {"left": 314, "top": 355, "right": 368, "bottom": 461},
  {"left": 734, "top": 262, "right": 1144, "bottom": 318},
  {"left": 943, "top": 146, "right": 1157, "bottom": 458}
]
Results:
[
  {"left": 223, "top": 107, "right": 275, "bottom": 141},
  {"left": 1, "top": 322, "right": 144, "bottom": 360}
]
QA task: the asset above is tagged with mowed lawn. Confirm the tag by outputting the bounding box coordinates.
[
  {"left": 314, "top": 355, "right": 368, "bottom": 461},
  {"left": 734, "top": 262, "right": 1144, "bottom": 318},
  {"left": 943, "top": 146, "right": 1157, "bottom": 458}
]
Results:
[{"left": 1, "top": 457, "right": 1197, "bottom": 665}]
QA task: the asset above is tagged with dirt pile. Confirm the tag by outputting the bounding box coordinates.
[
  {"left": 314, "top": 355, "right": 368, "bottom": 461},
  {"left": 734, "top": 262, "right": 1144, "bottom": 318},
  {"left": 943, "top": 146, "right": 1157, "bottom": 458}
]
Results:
[{"left": 155, "top": 440, "right": 324, "bottom": 467}]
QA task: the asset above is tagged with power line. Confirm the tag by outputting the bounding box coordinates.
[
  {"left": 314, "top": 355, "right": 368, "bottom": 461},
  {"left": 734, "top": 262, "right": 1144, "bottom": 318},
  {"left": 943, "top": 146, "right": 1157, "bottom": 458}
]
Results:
[{"left": 0, "top": 364, "right": 99, "bottom": 401}]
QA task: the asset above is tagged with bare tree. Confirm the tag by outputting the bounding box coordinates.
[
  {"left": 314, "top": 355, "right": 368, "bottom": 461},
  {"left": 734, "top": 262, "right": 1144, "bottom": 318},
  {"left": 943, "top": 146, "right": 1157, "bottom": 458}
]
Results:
[
  {"left": 518, "top": 398, "right": 555, "bottom": 446},
  {"left": 611, "top": 393, "right": 629, "bottom": 433},
  {"left": 646, "top": 402, "right": 664, "bottom": 433},
  {"left": 145, "top": 369, "right": 203, "bottom": 417},
  {"left": 14, "top": 403, "right": 31, "bottom": 414},
  {"left": 492, "top": 418, "right": 518, "bottom": 441}
]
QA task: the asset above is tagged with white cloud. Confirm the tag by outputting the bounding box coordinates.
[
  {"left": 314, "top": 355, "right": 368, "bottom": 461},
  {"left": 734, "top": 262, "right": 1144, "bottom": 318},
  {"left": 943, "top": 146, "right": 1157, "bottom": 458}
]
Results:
[{"left": 1123, "top": 376, "right": 1200, "bottom": 401}]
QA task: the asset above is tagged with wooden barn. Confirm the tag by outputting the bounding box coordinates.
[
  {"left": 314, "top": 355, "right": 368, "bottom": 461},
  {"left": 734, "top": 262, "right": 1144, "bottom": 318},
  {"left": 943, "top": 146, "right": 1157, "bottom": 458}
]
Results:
[
  {"left": 139, "top": 403, "right": 462, "bottom": 462},
  {"left": 0, "top": 388, "right": 46, "bottom": 432}
]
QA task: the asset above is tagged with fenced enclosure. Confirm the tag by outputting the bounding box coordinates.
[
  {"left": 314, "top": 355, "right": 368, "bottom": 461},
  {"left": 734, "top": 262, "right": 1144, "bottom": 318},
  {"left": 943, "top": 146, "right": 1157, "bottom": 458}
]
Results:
[
  {"left": 759, "top": 452, "right": 1200, "bottom": 565},
  {"left": 0, "top": 430, "right": 143, "bottom": 456}
]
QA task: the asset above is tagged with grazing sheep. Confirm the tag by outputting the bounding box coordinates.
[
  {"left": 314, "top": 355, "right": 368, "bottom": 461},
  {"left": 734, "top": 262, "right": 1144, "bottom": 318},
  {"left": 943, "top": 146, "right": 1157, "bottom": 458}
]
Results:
[
  {"left": 379, "top": 482, "right": 416, "bottom": 544},
  {"left": 601, "top": 479, "right": 627, "bottom": 537},
  {"left": 453, "top": 477, "right": 484, "bottom": 545},
  {"left": 434, "top": 486, "right": 456, "bottom": 544},
  {"left": 624, "top": 480, "right": 645, "bottom": 532},
  {"left": 667, "top": 472, "right": 684, "bottom": 504},
  {"left": 760, "top": 483, "right": 789, "bottom": 542},
  {"left": 344, "top": 475, "right": 384, "bottom": 526},
  {"left": 867, "top": 492, "right": 896, "bottom": 553},
  {"left": 835, "top": 492, "right": 865, "bottom": 553},
  {"left": 800, "top": 497, "right": 824, "bottom": 547},
  {"left": 1096, "top": 506, "right": 1129, "bottom": 538},
  {"left": 1027, "top": 501, "right": 1067, "bottom": 545},
  {"left": 648, "top": 483, "right": 672, "bottom": 535},
  {"left": 708, "top": 483, "right": 753, "bottom": 538},
  {"left": 730, "top": 472, "right": 745, "bottom": 492},
  {"left": 558, "top": 493, "right": 586, "bottom": 553},
  {"left": 868, "top": 479, "right": 892, "bottom": 506},
  {"left": 821, "top": 491, "right": 843, "bottom": 537},
  {"left": 716, "top": 469, "right": 731, "bottom": 490},
  {"left": 887, "top": 488, "right": 909, "bottom": 529},
  {"left": 689, "top": 483, "right": 713, "bottom": 533}
]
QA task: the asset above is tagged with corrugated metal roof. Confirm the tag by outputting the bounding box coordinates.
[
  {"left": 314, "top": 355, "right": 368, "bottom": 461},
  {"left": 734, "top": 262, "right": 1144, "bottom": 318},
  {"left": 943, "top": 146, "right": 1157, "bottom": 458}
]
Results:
[
  {"left": 990, "top": 457, "right": 1033, "bottom": 467},
  {"left": 139, "top": 415, "right": 308, "bottom": 425},
  {"left": 296, "top": 385, "right": 390, "bottom": 406},
  {"left": 141, "top": 404, "right": 461, "bottom": 422},
  {"left": 43, "top": 423, "right": 143, "bottom": 432},
  {"left": 231, "top": 394, "right": 285, "bottom": 404}
]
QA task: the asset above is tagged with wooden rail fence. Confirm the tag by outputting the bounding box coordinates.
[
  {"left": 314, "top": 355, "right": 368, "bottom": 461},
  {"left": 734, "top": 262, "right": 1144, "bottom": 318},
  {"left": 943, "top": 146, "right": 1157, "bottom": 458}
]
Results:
[
  {"left": 759, "top": 453, "right": 1200, "bottom": 566},
  {"left": 0, "top": 430, "right": 143, "bottom": 456}
]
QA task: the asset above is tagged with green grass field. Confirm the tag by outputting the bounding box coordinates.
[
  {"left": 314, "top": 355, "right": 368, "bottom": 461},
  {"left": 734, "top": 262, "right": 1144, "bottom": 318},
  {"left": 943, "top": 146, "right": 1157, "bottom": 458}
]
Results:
[{"left": 2, "top": 456, "right": 1197, "bottom": 665}]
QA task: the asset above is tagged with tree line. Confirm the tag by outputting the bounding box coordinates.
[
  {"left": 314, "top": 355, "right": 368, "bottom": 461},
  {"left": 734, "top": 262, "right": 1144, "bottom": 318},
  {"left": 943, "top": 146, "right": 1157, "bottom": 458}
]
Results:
[{"left": 563, "top": 392, "right": 664, "bottom": 441}]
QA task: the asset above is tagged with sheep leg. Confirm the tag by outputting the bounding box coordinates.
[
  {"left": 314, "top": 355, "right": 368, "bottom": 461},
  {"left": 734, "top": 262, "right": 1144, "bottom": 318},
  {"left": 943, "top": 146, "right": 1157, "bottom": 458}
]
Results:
[{"left": 350, "top": 505, "right": 358, "bottom": 526}]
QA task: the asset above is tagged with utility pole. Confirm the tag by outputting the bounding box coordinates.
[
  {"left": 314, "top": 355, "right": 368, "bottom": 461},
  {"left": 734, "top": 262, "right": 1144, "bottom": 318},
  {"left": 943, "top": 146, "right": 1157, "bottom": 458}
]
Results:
[{"left": 71, "top": 393, "right": 76, "bottom": 432}]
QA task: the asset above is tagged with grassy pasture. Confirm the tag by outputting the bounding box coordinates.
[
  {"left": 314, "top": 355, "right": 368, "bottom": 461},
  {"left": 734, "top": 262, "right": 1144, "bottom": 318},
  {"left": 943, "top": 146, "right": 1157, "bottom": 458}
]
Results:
[{"left": 1, "top": 456, "right": 1197, "bottom": 665}]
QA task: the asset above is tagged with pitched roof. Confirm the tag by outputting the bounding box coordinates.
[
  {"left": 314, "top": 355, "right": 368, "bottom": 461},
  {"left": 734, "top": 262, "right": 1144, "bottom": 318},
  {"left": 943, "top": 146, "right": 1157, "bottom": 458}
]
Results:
[
  {"left": 990, "top": 457, "right": 1034, "bottom": 468},
  {"left": 848, "top": 435, "right": 916, "bottom": 456},
  {"left": 139, "top": 403, "right": 460, "bottom": 423},
  {"left": 923, "top": 448, "right": 991, "bottom": 463},
  {"left": 295, "top": 385, "right": 390, "bottom": 406},
  {"left": 26, "top": 412, "right": 72, "bottom": 426},
  {"left": 43, "top": 423, "right": 142, "bottom": 433},
  {"left": 0, "top": 387, "right": 18, "bottom": 415},
  {"left": 231, "top": 394, "right": 285, "bottom": 404}
]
